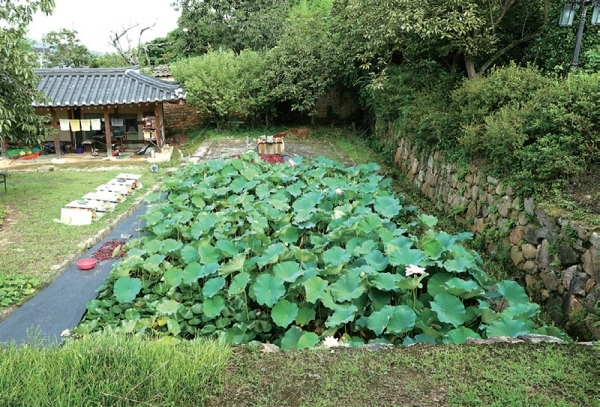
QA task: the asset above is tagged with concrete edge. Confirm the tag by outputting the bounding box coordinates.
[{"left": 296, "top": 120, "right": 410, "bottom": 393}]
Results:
[{"left": 0, "top": 181, "right": 164, "bottom": 324}]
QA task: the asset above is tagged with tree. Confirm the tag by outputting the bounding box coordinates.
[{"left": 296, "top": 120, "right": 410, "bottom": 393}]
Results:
[
  {"left": 332, "top": 0, "right": 549, "bottom": 80},
  {"left": 264, "top": 2, "right": 338, "bottom": 118},
  {"left": 109, "top": 22, "right": 159, "bottom": 66},
  {"left": 95, "top": 52, "right": 128, "bottom": 68},
  {"left": 1, "top": 0, "right": 56, "bottom": 147},
  {"left": 41, "top": 28, "right": 96, "bottom": 68},
  {"left": 172, "top": 0, "right": 291, "bottom": 56}
]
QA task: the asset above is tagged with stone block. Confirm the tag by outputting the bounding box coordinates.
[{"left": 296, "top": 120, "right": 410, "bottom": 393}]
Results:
[
  {"left": 585, "top": 318, "right": 600, "bottom": 340},
  {"left": 522, "top": 260, "right": 537, "bottom": 274},
  {"left": 510, "top": 245, "right": 525, "bottom": 267},
  {"left": 525, "top": 274, "right": 540, "bottom": 292},
  {"left": 557, "top": 243, "right": 579, "bottom": 267},
  {"left": 523, "top": 225, "right": 539, "bottom": 244},
  {"left": 561, "top": 265, "right": 579, "bottom": 290},
  {"left": 498, "top": 196, "right": 512, "bottom": 217},
  {"left": 584, "top": 285, "right": 600, "bottom": 313},
  {"left": 524, "top": 197, "right": 535, "bottom": 216},
  {"left": 509, "top": 226, "right": 526, "bottom": 245},
  {"left": 472, "top": 185, "right": 479, "bottom": 201},
  {"left": 394, "top": 147, "right": 402, "bottom": 163},
  {"left": 466, "top": 203, "right": 477, "bottom": 219},
  {"left": 571, "top": 272, "right": 589, "bottom": 297},
  {"left": 495, "top": 183, "right": 504, "bottom": 195},
  {"left": 536, "top": 239, "right": 557, "bottom": 269},
  {"left": 569, "top": 296, "right": 585, "bottom": 314},
  {"left": 521, "top": 243, "right": 537, "bottom": 260},
  {"left": 487, "top": 175, "right": 499, "bottom": 185},
  {"left": 585, "top": 278, "right": 596, "bottom": 294},
  {"left": 505, "top": 185, "right": 515, "bottom": 196},
  {"left": 535, "top": 208, "right": 559, "bottom": 232},
  {"left": 583, "top": 247, "right": 599, "bottom": 280},
  {"left": 474, "top": 218, "right": 485, "bottom": 234},
  {"left": 518, "top": 212, "right": 528, "bottom": 226},
  {"left": 540, "top": 269, "right": 559, "bottom": 291},
  {"left": 590, "top": 232, "right": 600, "bottom": 250}
]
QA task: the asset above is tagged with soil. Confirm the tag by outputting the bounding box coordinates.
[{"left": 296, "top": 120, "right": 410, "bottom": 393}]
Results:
[{"left": 189, "top": 138, "right": 356, "bottom": 167}]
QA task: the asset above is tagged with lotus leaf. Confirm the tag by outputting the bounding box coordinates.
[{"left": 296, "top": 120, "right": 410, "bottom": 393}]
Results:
[
  {"left": 113, "top": 277, "right": 142, "bottom": 304},
  {"left": 271, "top": 299, "right": 299, "bottom": 328},
  {"left": 252, "top": 274, "right": 285, "bottom": 307}
]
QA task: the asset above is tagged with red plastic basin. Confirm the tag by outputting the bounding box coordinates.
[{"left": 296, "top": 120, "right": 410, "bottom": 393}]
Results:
[{"left": 76, "top": 258, "right": 97, "bottom": 270}]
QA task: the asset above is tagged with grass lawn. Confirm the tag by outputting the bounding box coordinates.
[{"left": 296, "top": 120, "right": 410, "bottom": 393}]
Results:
[
  {"left": 209, "top": 343, "right": 600, "bottom": 407},
  {"left": 0, "top": 333, "right": 597, "bottom": 407},
  {"left": 0, "top": 168, "right": 161, "bottom": 278}
]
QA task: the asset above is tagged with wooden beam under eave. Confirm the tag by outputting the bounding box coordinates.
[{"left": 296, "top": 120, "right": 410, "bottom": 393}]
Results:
[
  {"left": 50, "top": 109, "right": 61, "bottom": 159},
  {"left": 103, "top": 106, "right": 113, "bottom": 158}
]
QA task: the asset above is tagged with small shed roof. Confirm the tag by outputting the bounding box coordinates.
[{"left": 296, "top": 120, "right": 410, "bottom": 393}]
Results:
[{"left": 33, "top": 66, "right": 185, "bottom": 108}]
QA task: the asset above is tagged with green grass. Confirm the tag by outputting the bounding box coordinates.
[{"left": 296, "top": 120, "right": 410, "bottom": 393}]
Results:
[
  {"left": 210, "top": 343, "right": 600, "bottom": 407},
  {"left": 0, "top": 333, "right": 231, "bottom": 407},
  {"left": 0, "top": 167, "right": 161, "bottom": 280}
]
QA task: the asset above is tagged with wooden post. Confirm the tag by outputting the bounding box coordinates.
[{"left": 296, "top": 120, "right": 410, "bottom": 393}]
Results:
[
  {"left": 103, "top": 106, "right": 112, "bottom": 157},
  {"left": 50, "top": 109, "right": 61, "bottom": 159},
  {"left": 154, "top": 103, "right": 162, "bottom": 152},
  {"left": 67, "top": 108, "right": 75, "bottom": 147}
]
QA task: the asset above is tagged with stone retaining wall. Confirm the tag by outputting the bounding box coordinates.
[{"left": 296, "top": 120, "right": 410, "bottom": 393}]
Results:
[{"left": 389, "top": 132, "right": 599, "bottom": 340}]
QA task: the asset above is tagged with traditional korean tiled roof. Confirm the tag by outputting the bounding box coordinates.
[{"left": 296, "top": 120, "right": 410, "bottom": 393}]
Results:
[{"left": 33, "top": 66, "right": 185, "bottom": 108}]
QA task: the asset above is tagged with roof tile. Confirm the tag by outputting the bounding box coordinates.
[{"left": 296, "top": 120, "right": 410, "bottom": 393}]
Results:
[{"left": 33, "top": 66, "right": 185, "bottom": 107}]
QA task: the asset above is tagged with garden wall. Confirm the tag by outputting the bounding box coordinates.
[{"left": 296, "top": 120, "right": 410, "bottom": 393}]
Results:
[{"left": 384, "top": 124, "right": 599, "bottom": 340}]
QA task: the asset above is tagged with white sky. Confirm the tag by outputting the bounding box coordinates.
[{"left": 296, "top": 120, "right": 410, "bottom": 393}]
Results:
[{"left": 27, "top": 0, "right": 180, "bottom": 53}]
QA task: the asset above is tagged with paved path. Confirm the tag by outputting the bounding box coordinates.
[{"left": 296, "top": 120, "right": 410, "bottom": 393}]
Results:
[{"left": 0, "top": 204, "right": 147, "bottom": 345}]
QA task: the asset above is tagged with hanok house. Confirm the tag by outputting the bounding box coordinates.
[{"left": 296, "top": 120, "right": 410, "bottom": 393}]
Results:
[{"left": 33, "top": 66, "right": 186, "bottom": 159}]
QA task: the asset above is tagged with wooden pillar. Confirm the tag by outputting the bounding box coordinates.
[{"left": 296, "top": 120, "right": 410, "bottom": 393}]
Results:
[
  {"left": 67, "top": 108, "right": 76, "bottom": 147},
  {"left": 103, "top": 106, "right": 112, "bottom": 157},
  {"left": 50, "top": 109, "right": 61, "bottom": 159},
  {"left": 154, "top": 103, "right": 162, "bottom": 152}
]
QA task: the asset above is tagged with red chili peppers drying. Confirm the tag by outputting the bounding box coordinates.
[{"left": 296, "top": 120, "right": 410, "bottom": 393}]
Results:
[
  {"left": 229, "top": 153, "right": 285, "bottom": 163},
  {"left": 92, "top": 239, "right": 128, "bottom": 261},
  {"left": 259, "top": 154, "right": 284, "bottom": 163}
]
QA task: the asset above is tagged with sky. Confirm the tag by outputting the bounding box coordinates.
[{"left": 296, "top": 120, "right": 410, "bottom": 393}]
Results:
[{"left": 27, "top": 0, "right": 181, "bottom": 54}]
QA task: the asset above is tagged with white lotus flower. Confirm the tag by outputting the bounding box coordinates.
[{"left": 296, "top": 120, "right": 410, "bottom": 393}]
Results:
[
  {"left": 60, "top": 329, "right": 71, "bottom": 337},
  {"left": 322, "top": 336, "right": 340, "bottom": 348},
  {"left": 335, "top": 188, "right": 343, "bottom": 195},
  {"left": 405, "top": 264, "right": 426, "bottom": 277}
]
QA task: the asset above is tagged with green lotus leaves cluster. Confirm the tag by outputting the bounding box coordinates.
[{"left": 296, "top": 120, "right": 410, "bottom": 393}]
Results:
[{"left": 77, "top": 153, "right": 565, "bottom": 348}]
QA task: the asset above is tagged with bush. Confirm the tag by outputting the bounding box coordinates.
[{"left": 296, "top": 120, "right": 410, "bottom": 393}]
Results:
[
  {"left": 362, "top": 62, "right": 461, "bottom": 152},
  {"left": 454, "top": 65, "right": 600, "bottom": 187},
  {"left": 172, "top": 49, "right": 271, "bottom": 128}
]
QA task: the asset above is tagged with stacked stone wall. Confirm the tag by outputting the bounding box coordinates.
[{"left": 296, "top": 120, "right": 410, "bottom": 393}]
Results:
[
  {"left": 390, "top": 130, "right": 599, "bottom": 340},
  {"left": 163, "top": 102, "right": 207, "bottom": 135}
]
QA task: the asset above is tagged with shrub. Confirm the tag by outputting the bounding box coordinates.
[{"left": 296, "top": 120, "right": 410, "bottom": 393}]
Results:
[
  {"left": 172, "top": 49, "right": 271, "bottom": 128},
  {"left": 362, "top": 62, "right": 461, "bottom": 152}
]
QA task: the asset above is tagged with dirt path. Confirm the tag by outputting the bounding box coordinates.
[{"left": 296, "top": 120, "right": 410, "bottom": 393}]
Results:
[{"left": 189, "top": 138, "right": 356, "bottom": 166}]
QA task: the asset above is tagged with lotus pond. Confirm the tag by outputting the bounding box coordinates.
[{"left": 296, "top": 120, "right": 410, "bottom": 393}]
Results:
[{"left": 75, "top": 153, "right": 566, "bottom": 348}]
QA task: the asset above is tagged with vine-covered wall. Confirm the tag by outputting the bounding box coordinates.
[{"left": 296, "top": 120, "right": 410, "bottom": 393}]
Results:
[{"left": 383, "top": 123, "right": 599, "bottom": 340}]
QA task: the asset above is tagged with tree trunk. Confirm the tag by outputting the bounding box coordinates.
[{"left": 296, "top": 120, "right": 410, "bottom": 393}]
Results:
[{"left": 464, "top": 55, "right": 478, "bottom": 79}]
